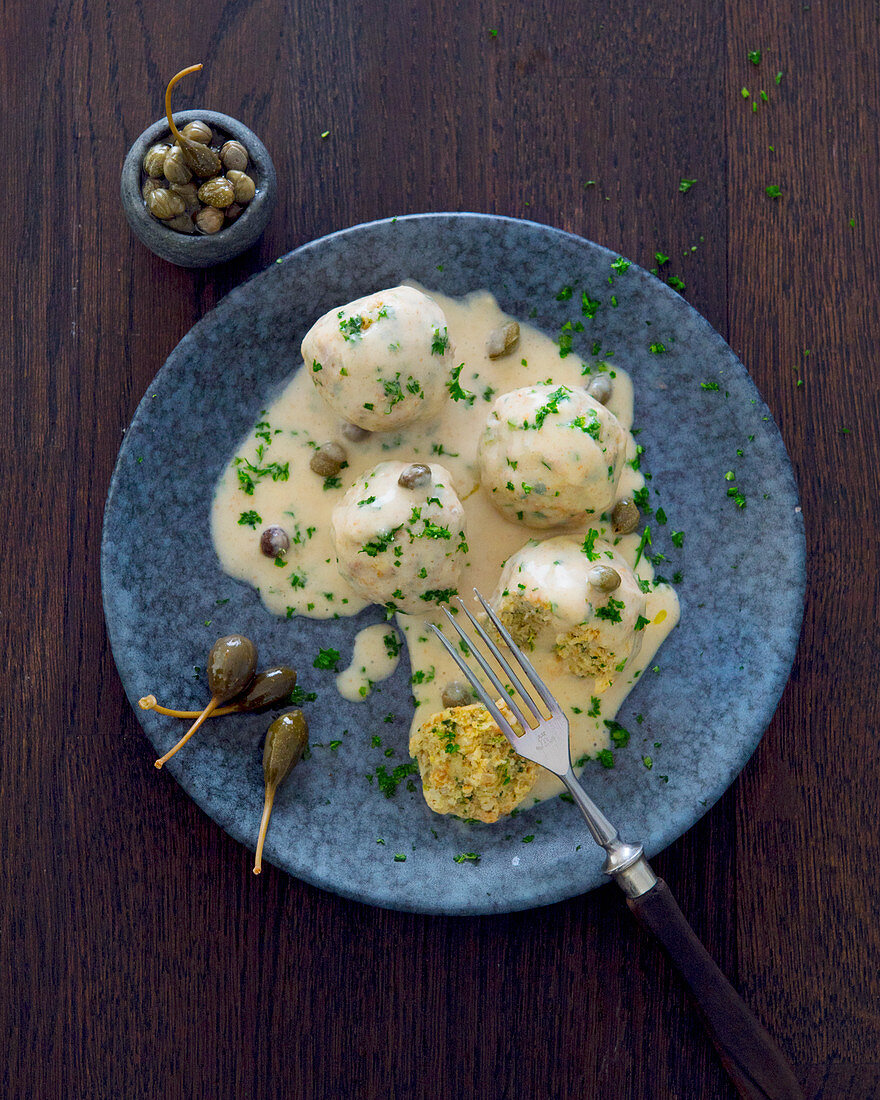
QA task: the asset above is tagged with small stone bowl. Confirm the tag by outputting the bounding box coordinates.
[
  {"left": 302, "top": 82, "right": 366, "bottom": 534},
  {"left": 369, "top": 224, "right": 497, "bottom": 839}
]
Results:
[{"left": 121, "top": 109, "right": 277, "bottom": 268}]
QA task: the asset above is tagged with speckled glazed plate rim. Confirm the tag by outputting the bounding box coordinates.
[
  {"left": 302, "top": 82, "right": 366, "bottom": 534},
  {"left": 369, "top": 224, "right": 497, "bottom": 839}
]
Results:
[{"left": 102, "top": 213, "right": 806, "bottom": 915}]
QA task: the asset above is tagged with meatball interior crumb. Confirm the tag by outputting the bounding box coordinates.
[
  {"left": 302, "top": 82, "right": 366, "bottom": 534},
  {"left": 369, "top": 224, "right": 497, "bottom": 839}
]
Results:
[{"left": 410, "top": 703, "right": 538, "bottom": 823}]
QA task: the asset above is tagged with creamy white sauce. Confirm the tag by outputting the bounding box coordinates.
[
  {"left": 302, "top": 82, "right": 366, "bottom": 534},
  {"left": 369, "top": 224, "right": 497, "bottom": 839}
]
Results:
[
  {"left": 335, "top": 623, "right": 401, "bottom": 701},
  {"left": 211, "top": 288, "right": 680, "bottom": 806}
]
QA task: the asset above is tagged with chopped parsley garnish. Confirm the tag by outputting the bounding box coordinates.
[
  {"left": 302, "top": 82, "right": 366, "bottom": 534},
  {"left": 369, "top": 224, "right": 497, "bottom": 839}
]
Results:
[
  {"left": 701, "top": 381, "right": 720, "bottom": 391},
  {"left": 431, "top": 326, "right": 450, "bottom": 355},
  {"left": 522, "top": 835, "right": 535, "bottom": 844},
  {"left": 238, "top": 510, "right": 262, "bottom": 528},
  {"left": 370, "top": 761, "right": 419, "bottom": 798},
  {"left": 667, "top": 276, "right": 686, "bottom": 292},
  {"left": 313, "top": 648, "right": 341, "bottom": 671},
  {"left": 634, "top": 615, "right": 651, "bottom": 631},
  {"left": 766, "top": 184, "right": 782, "bottom": 199},
  {"left": 679, "top": 179, "right": 696, "bottom": 193},
  {"left": 339, "top": 314, "right": 366, "bottom": 341},
  {"left": 655, "top": 252, "right": 670, "bottom": 266},
  {"left": 671, "top": 530, "right": 684, "bottom": 548},
  {"left": 595, "top": 597, "right": 625, "bottom": 623},
  {"left": 289, "top": 684, "right": 317, "bottom": 704},
  {"left": 235, "top": 458, "right": 290, "bottom": 495},
  {"left": 634, "top": 526, "right": 652, "bottom": 567},
  {"left": 419, "top": 587, "right": 458, "bottom": 604},
  {"left": 527, "top": 386, "right": 571, "bottom": 429},
  {"left": 587, "top": 696, "right": 601, "bottom": 717},
  {"left": 596, "top": 749, "right": 615, "bottom": 768},
  {"left": 360, "top": 527, "right": 401, "bottom": 557},
  {"left": 453, "top": 852, "right": 481, "bottom": 864},
  {"left": 556, "top": 285, "right": 574, "bottom": 300},
  {"left": 581, "top": 292, "right": 601, "bottom": 318},
  {"left": 572, "top": 411, "right": 601, "bottom": 439},
  {"left": 649, "top": 342, "right": 667, "bottom": 354},
  {"left": 610, "top": 256, "right": 631, "bottom": 274},
  {"left": 323, "top": 475, "right": 343, "bottom": 490},
  {"left": 582, "top": 529, "right": 600, "bottom": 561},
  {"left": 383, "top": 632, "right": 403, "bottom": 658},
  {"left": 289, "top": 572, "right": 306, "bottom": 589},
  {"left": 604, "top": 720, "right": 630, "bottom": 746},
  {"left": 446, "top": 362, "right": 476, "bottom": 404},
  {"left": 748, "top": 49, "right": 762, "bottom": 64}
]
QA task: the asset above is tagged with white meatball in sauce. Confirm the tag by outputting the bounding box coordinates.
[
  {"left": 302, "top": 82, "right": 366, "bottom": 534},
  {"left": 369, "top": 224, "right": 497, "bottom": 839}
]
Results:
[
  {"left": 331, "top": 460, "right": 469, "bottom": 613},
  {"left": 478, "top": 383, "right": 627, "bottom": 528},
  {"left": 301, "top": 286, "right": 453, "bottom": 432},
  {"left": 490, "top": 534, "right": 647, "bottom": 692}
]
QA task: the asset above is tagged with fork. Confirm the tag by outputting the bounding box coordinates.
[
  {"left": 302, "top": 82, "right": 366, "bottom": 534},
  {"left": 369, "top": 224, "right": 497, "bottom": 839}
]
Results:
[{"left": 431, "top": 591, "right": 804, "bottom": 1100}]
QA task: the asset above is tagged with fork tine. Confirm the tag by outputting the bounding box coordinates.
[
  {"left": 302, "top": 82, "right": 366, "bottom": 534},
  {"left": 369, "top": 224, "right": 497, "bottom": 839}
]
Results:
[
  {"left": 439, "top": 607, "right": 533, "bottom": 731},
  {"left": 473, "top": 589, "right": 560, "bottom": 713},
  {"left": 428, "top": 623, "right": 518, "bottom": 742},
  {"left": 453, "top": 597, "right": 543, "bottom": 722}
]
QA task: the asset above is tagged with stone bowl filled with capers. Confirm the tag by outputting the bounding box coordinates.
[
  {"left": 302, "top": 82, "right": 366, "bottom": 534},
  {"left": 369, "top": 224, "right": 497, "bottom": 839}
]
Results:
[{"left": 121, "top": 109, "right": 277, "bottom": 267}]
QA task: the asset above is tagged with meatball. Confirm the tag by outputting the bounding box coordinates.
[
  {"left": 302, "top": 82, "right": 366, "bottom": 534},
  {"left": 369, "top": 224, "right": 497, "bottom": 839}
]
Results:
[
  {"left": 301, "top": 286, "right": 453, "bottom": 431},
  {"left": 478, "top": 383, "right": 627, "bottom": 527},
  {"left": 410, "top": 703, "right": 538, "bottom": 823},
  {"left": 490, "top": 534, "right": 647, "bottom": 691},
  {"left": 331, "top": 460, "right": 469, "bottom": 613}
]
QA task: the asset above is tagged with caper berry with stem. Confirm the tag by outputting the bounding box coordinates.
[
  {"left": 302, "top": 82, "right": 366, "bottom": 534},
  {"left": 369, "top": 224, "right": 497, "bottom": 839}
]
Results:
[
  {"left": 220, "top": 139, "right": 249, "bottom": 172},
  {"left": 226, "top": 170, "right": 255, "bottom": 204},
  {"left": 181, "top": 119, "right": 212, "bottom": 144},
  {"left": 254, "top": 710, "right": 309, "bottom": 874},
  {"left": 164, "top": 65, "right": 222, "bottom": 178},
  {"left": 441, "top": 681, "right": 474, "bottom": 708},
  {"left": 154, "top": 634, "right": 257, "bottom": 769},
  {"left": 143, "top": 143, "right": 170, "bottom": 178},
  {"left": 309, "top": 442, "right": 347, "bottom": 477},
  {"left": 398, "top": 463, "right": 432, "bottom": 490},
  {"left": 260, "top": 526, "right": 290, "bottom": 558},
  {"left": 588, "top": 565, "right": 621, "bottom": 592},
  {"left": 611, "top": 498, "right": 640, "bottom": 535},
  {"left": 139, "top": 665, "right": 297, "bottom": 719},
  {"left": 587, "top": 374, "right": 613, "bottom": 405}
]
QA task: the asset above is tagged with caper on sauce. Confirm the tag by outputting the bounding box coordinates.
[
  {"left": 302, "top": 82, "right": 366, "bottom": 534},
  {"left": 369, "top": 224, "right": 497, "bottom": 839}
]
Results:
[{"left": 309, "top": 442, "right": 348, "bottom": 477}]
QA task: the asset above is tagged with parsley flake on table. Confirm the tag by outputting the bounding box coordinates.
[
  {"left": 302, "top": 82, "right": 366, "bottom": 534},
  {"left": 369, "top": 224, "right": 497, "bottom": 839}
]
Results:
[
  {"left": 766, "top": 185, "right": 782, "bottom": 199},
  {"left": 679, "top": 178, "right": 697, "bottom": 193},
  {"left": 748, "top": 49, "right": 762, "bottom": 64}
]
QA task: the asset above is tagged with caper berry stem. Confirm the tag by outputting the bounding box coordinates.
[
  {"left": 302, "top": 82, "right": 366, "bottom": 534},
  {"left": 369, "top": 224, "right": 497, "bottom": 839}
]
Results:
[
  {"left": 252, "top": 783, "right": 277, "bottom": 875},
  {"left": 154, "top": 694, "right": 220, "bottom": 768},
  {"left": 165, "top": 64, "right": 203, "bottom": 146},
  {"left": 140, "top": 695, "right": 248, "bottom": 719}
]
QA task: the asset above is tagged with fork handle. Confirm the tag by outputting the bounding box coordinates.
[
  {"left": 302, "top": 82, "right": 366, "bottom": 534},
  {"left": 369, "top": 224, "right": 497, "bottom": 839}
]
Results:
[{"left": 626, "top": 878, "right": 804, "bottom": 1099}]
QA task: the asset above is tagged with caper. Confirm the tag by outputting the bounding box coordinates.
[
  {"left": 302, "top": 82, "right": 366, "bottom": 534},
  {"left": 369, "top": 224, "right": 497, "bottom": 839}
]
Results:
[
  {"left": 398, "top": 463, "right": 432, "bottom": 490},
  {"left": 146, "top": 188, "right": 186, "bottom": 220},
  {"left": 220, "top": 139, "right": 249, "bottom": 172},
  {"left": 611, "top": 498, "right": 640, "bottom": 535},
  {"left": 341, "top": 421, "right": 371, "bottom": 442},
  {"left": 226, "top": 169, "right": 256, "bottom": 204},
  {"left": 165, "top": 213, "right": 196, "bottom": 234},
  {"left": 230, "top": 666, "right": 298, "bottom": 711},
  {"left": 487, "top": 321, "right": 520, "bottom": 359},
  {"left": 154, "top": 634, "right": 257, "bottom": 769},
  {"left": 309, "top": 442, "right": 348, "bottom": 477},
  {"left": 170, "top": 182, "right": 200, "bottom": 212},
  {"left": 143, "top": 143, "right": 170, "bottom": 178},
  {"left": 198, "top": 176, "right": 235, "bottom": 208},
  {"left": 254, "top": 710, "right": 310, "bottom": 874},
  {"left": 195, "top": 206, "right": 224, "bottom": 234},
  {"left": 441, "top": 681, "right": 474, "bottom": 708},
  {"left": 588, "top": 565, "right": 621, "bottom": 592},
  {"left": 260, "top": 526, "right": 290, "bottom": 557},
  {"left": 142, "top": 178, "right": 167, "bottom": 201},
  {"left": 587, "top": 374, "right": 613, "bottom": 405},
  {"left": 224, "top": 202, "right": 244, "bottom": 222},
  {"left": 163, "top": 144, "right": 193, "bottom": 185},
  {"left": 181, "top": 119, "right": 212, "bottom": 144}
]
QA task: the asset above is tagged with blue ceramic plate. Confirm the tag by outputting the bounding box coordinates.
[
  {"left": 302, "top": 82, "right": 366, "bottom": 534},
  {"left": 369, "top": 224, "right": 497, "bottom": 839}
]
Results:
[{"left": 102, "top": 214, "right": 805, "bottom": 915}]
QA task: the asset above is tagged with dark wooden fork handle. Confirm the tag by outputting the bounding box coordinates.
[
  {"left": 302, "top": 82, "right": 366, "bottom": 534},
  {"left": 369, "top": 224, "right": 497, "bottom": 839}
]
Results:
[{"left": 627, "top": 879, "right": 804, "bottom": 1099}]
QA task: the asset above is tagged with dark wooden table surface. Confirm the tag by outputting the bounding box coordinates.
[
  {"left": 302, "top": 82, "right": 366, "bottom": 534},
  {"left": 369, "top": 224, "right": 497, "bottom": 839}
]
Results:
[{"left": 3, "top": 1, "right": 879, "bottom": 1097}]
